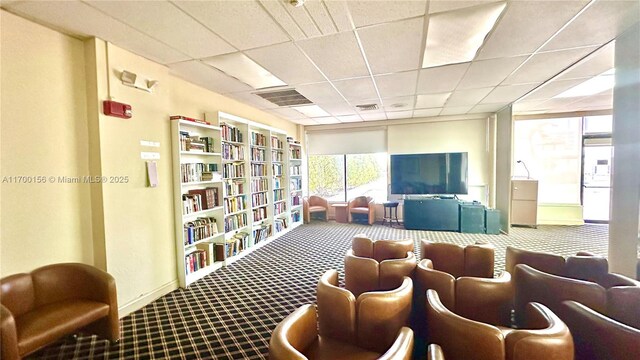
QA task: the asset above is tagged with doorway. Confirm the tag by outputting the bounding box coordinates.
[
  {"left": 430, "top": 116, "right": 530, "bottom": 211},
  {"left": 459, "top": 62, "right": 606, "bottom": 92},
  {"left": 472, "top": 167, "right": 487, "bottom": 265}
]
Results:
[{"left": 581, "top": 136, "right": 612, "bottom": 223}]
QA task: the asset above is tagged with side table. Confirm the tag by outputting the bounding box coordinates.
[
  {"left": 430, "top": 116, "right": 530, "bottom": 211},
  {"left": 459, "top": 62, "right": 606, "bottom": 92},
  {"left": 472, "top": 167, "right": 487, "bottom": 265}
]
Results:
[{"left": 332, "top": 203, "right": 349, "bottom": 223}]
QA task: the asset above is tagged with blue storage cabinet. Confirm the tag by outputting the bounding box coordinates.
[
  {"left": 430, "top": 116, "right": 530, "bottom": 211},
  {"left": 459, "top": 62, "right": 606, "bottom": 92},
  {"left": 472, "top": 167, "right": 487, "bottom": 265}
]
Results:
[
  {"left": 459, "top": 204, "right": 485, "bottom": 233},
  {"left": 404, "top": 199, "right": 460, "bottom": 231}
]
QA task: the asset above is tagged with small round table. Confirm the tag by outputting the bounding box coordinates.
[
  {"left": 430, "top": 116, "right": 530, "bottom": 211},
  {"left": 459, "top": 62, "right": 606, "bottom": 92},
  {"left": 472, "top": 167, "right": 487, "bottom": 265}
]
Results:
[{"left": 382, "top": 201, "right": 400, "bottom": 227}]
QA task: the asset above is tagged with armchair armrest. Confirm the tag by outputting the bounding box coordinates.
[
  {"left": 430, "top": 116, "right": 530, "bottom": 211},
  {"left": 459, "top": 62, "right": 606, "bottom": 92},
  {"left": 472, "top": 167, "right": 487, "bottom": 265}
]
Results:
[
  {"left": 378, "top": 327, "right": 414, "bottom": 360},
  {"left": 367, "top": 198, "right": 375, "bottom": 225},
  {"left": 1, "top": 304, "right": 19, "bottom": 360},
  {"left": 269, "top": 304, "right": 318, "bottom": 360},
  {"left": 303, "top": 197, "right": 310, "bottom": 223},
  {"left": 415, "top": 259, "right": 456, "bottom": 310}
]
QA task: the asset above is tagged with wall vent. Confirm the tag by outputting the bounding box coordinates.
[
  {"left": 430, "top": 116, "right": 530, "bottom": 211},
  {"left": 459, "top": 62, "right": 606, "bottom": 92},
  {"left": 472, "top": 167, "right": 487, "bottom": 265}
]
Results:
[
  {"left": 356, "top": 103, "right": 379, "bottom": 111},
  {"left": 255, "top": 89, "right": 312, "bottom": 107}
]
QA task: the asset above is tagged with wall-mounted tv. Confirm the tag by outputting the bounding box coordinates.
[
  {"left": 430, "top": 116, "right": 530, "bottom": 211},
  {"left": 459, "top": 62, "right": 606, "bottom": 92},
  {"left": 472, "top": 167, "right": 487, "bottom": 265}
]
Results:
[{"left": 390, "top": 152, "right": 468, "bottom": 195}]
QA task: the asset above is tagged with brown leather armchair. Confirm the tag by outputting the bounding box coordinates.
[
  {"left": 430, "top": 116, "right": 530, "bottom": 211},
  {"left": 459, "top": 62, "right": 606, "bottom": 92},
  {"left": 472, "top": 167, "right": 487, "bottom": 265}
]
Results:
[
  {"left": 561, "top": 300, "right": 640, "bottom": 360},
  {"left": 427, "top": 344, "right": 445, "bottom": 360},
  {"left": 348, "top": 196, "right": 375, "bottom": 225},
  {"left": 421, "top": 240, "right": 495, "bottom": 279},
  {"left": 426, "top": 289, "right": 574, "bottom": 360},
  {"left": 303, "top": 195, "right": 328, "bottom": 223},
  {"left": 269, "top": 269, "right": 414, "bottom": 360},
  {"left": 0, "top": 263, "right": 119, "bottom": 360}
]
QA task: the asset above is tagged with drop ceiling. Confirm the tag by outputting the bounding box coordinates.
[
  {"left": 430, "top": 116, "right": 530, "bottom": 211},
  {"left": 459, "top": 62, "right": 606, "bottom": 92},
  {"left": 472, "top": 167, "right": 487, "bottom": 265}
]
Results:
[{"left": 3, "top": 0, "right": 638, "bottom": 125}]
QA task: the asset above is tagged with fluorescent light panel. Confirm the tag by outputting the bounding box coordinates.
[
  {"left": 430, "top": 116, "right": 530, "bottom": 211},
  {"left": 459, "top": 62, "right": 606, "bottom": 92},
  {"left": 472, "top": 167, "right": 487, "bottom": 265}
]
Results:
[
  {"left": 292, "top": 105, "right": 330, "bottom": 117},
  {"left": 203, "top": 52, "right": 286, "bottom": 89},
  {"left": 554, "top": 69, "right": 615, "bottom": 98},
  {"left": 423, "top": 2, "right": 506, "bottom": 68}
]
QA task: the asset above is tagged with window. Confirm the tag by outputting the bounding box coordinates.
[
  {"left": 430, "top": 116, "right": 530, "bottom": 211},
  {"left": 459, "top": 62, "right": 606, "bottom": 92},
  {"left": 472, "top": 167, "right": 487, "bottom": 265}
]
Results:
[
  {"left": 308, "top": 154, "right": 345, "bottom": 201},
  {"left": 583, "top": 115, "right": 612, "bottom": 134}
]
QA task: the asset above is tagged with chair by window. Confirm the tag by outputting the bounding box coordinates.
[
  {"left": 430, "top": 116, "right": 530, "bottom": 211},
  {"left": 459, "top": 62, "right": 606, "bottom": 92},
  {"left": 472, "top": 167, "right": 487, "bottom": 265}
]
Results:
[
  {"left": 348, "top": 196, "right": 375, "bottom": 225},
  {"left": 303, "top": 196, "right": 328, "bottom": 223}
]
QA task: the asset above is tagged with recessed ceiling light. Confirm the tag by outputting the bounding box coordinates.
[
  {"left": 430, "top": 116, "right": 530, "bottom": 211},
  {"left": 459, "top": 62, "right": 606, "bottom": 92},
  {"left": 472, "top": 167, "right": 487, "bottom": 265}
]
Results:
[
  {"left": 422, "top": 2, "right": 506, "bottom": 68},
  {"left": 554, "top": 69, "right": 615, "bottom": 98},
  {"left": 292, "top": 105, "right": 330, "bottom": 118},
  {"left": 203, "top": 52, "right": 286, "bottom": 90}
]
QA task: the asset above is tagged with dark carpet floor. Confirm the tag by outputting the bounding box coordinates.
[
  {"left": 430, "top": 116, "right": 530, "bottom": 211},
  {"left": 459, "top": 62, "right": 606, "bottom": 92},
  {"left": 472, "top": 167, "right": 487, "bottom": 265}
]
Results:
[{"left": 31, "top": 222, "right": 609, "bottom": 359}]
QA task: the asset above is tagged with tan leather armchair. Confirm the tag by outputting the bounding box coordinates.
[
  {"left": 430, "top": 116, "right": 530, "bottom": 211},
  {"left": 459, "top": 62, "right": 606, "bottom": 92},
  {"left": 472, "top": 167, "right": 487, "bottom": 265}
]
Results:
[
  {"left": 348, "top": 196, "right": 375, "bottom": 225},
  {"left": 345, "top": 235, "right": 416, "bottom": 297},
  {"left": 426, "top": 289, "right": 574, "bottom": 360},
  {"left": 269, "top": 269, "right": 414, "bottom": 360},
  {"left": 421, "top": 240, "right": 495, "bottom": 279},
  {"left": 303, "top": 195, "right": 328, "bottom": 223},
  {"left": 1, "top": 263, "right": 119, "bottom": 360},
  {"left": 562, "top": 300, "right": 640, "bottom": 360},
  {"left": 427, "top": 344, "right": 445, "bottom": 360}
]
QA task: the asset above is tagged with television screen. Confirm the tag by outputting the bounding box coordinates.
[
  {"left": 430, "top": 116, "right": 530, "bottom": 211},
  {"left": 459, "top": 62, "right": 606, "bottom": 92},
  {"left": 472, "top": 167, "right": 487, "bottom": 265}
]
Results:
[{"left": 390, "top": 152, "right": 468, "bottom": 195}]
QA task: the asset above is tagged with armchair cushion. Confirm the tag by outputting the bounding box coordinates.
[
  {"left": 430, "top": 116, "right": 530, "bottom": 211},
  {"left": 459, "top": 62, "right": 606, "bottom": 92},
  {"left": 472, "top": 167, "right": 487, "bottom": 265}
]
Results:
[{"left": 421, "top": 241, "right": 495, "bottom": 279}]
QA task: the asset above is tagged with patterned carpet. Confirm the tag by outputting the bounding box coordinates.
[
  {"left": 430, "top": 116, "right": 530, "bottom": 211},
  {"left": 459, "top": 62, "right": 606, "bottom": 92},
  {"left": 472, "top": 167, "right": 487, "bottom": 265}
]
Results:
[{"left": 30, "top": 222, "right": 609, "bottom": 359}]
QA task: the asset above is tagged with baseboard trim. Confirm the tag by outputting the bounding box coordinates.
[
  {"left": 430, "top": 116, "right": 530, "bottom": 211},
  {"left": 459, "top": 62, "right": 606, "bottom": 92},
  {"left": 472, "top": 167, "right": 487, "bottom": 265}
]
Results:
[{"left": 118, "top": 279, "right": 179, "bottom": 317}]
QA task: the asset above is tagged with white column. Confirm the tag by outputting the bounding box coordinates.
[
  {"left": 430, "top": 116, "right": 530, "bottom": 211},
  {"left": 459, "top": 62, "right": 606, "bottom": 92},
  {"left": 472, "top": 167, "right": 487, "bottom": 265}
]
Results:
[
  {"left": 495, "top": 106, "right": 513, "bottom": 233},
  {"left": 609, "top": 22, "right": 640, "bottom": 277}
]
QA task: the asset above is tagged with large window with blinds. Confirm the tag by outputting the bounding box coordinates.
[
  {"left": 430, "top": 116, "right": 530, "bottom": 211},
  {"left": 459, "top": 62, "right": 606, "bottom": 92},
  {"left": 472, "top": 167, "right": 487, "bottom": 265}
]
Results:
[{"left": 307, "top": 129, "right": 387, "bottom": 202}]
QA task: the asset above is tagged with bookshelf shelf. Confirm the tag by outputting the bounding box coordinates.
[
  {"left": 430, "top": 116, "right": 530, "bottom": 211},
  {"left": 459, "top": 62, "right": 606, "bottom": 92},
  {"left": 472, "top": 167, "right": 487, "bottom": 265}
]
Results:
[{"left": 172, "top": 111, "right": 305, "bottom": 288}]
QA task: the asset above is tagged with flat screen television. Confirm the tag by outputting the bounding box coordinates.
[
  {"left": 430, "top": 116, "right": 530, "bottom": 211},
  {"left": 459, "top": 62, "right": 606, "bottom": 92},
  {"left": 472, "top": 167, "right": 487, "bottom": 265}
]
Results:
[{"left": 390, "top": 152, "right": 468, "bottom": 195}]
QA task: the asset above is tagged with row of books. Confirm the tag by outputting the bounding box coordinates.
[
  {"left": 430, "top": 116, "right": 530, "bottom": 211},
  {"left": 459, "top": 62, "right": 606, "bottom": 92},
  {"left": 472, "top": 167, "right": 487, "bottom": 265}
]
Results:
[
  {"left": 184, "top": 217, "right": 218, "bottom": 245},
  {"left": 251, "top": 132, "right": 267, "bottom": 147},
  {"left": 291, "top": 178, "right": 302, "bottom": 191},
  {"left": 251, "top": 163, "right": 267, "bottom": 177},
  {"left": 271, "top": 136, "right": 284, "bottom": 149},
  {"left": 223, "top": 163, "right": 245, "bottom": 178},
  {"left": 183, "top": 188, "right": 219, "bottom": 215},
  {"left": 251, "top": 178, "right": 269, "bottom": 193},
  {"left": 185, "top": 249, "right": 208, "bottom": 275},
  {"left": 222, "top": 142, "right": 245, "bottom": 161},
  {"left": 272, "top": 150, "right": 283, "bottom": 162},
  {"left": 215, "top": 232, "right": 249, "bottom": 259},
  {"left": 292, "top": 193, "right": 302, "bottom": 206},
  {"left": 224, "top": 213, "right": 248, "bottom": 232},
  {"left": 273, "top": 177, "right": 282, "bottom": 189},
  {"left": 224, "top": 196, "right": 245, "bottom": 214},
  {"left": 290, "top": 147, "right": 301, "bottom": 159},
  {"left": 291, "top": 165, "right": 301, "bottom": 175},
  {"left": 274, "top": 218, "right": 288, "bottom": 233},
  {"left": 252, "top": 207, "right": 268, "bottom": 221},
  {"left": 273, "top": 189, "right": 285, "bottom": 202},
  {"left": 253, "top": 225, "right": 272, "bottom": 244},
  {"left": 179, "top": 131, "right": 215, "bottom": 153},
  {"left": 274, "top": 201, "right": 286, "bottom": 215},
  {"left": 251, "top": 148, "right": 266, "bottom": 162},
  {"left": 273, "top": 163, "right": 283, "bottom": 176},
  {"left": 224, "top": 180, "right": 245, "bottom": 196},
  {"left": 291, "top": 210, "right": 301, "bottom": 223},
  {"left": 181, "top": 163, "right": 218, "bottom": 183},
  {"left": 251, "top": 192, "right": 268, "bottom": 207},
  {"left": 221, "top": 123, "right": 243, "bottom": 143}
]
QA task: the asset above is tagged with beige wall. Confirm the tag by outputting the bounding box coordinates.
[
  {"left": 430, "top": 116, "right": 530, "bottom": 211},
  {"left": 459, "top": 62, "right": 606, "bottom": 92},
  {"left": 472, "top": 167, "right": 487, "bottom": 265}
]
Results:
[{"left": 1, "top": 11, "right": 93, "bottom": 275}]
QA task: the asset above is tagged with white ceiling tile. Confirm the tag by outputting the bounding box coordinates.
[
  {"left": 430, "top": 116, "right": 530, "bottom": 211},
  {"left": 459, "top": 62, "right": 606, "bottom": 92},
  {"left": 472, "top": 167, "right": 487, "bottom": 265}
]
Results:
[
  {"left": 295, "top": 82, "right": 345, "bottom": 104},
  {"left": 413, "top": 108, "right": 443, "bottom": 118},
  {"left": 386, "top": 110, "right": 414, "bottom": 119},
  {"left": 441, "top": 106, "right": 473, "bottom": 115},
  {"left": 375, "top": 71, "right": 418, "bottom": 98},
  {"left": 361, "top": 112, "right": 388, "bottom": 121},
  {"left": 383, "top": 96, "right": 416, "bottom": 111},
  {"left": 227, "top": 91, "right": 280, "bottom": 110},
  {"left": 542, "top": 0, "right": 640, "bottom": 52},
  {"left": 6, "top": 1, "right": 188, "bottom": 64},
  {"left": 332, "top": 77, "right": 378, "bottom": 102},
  {"left": 520, "top": 79, "right": 587, "bottom": 101},
  {"left": 477, "top": 1, "right": 588, "bottom": 60},
  {"left": 338, "top": 115, "right": 364, "bottom": 122},
  {"left": 428, "top": 0, "right": 500, "bottom": 14},
  {"left": 293, "top": 118, "right": 320, "bottom": 125},
  {"left": 245, "top": 42, "right": 325, "bottom": 86},
  {"left": 347, "top": 0, "right": 427, "bottom": 28},
  {"left": 173, "top": 0, "right": 289, "bottom": 50},
  {"left": 85, "top": 1, "right": 235, "bottom": 59},
  {"left": 417, "top": 63, "right": 470, "bottom": 94},
  {"left": 324, "top": 0, "right": 354, "bottom": 32},
  {"left": 315, "top": 101, "right": 355, "bottom": 116},
  {"left": 313, "top": 116, "right": 342, "bottom": 124},
  {"left": 513, "top": 99, "right": 552, "bottom": 113},
  {"left": 303, "top": 0, "right": 338, "bottom": 35},
  {"left": 297, "top": 31, "right": 369, "bottom": 80},
  {"left": 457, "top": 56, "right": 527, "bottom": 89},
  {"left": 283, "top": 1, "right": 322, "bottom": 38},
  {"left": 259, "top": 0, "right": 307, "bottom": 41},
  {"left": 357, "top": 17, "right": 424, "bottom": 74},
  {"left": 565, "top": 93, "right": 612, "bottom": 110},
  {"left": 528, "top": 97, "right": 583, "bottom": 112},
  {"left": 481, "top": 83, "right": 538, "bottom": 104},
  {"left": 555, "top": 42, "right": 615, "bottom": 81},
  {"left": 268, "top": 107, "right": 309, "bottom": 119},
  {"left": 169, "top": 61, "right": 252, "bottom": 93},
  {"left": 504, "top": 46, "right": 597, "bottom": 85},
  {"left": 469, "top": 103, "right": 508, "bottom": 114},
  {"left": 416, "top": 93, "right": 451, "bottom": 108},
  {"left": 446, "top": 87, "right": 493, "bottom": 106}
]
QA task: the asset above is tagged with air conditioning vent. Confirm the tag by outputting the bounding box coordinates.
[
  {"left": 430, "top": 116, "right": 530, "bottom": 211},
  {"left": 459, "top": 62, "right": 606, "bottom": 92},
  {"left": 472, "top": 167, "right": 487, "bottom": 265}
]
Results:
[
  {"left": 356, "top": 103, "right": 379, "bottom": 111},
  {"left": 255, "top": 89, "right": 312, "bottom": 107}
]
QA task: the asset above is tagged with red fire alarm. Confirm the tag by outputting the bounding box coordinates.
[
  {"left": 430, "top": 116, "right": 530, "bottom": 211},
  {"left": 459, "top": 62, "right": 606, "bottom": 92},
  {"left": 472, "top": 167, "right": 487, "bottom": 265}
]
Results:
[{"left": 103, "top": 100, "right": 132, "bottom": 119}]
